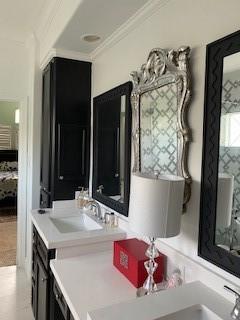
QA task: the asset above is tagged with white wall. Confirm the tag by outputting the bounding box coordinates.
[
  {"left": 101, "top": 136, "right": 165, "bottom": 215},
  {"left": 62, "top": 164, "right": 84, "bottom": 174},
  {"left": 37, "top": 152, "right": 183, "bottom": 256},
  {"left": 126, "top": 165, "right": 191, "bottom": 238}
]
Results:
[
  {"left": 92, "top": 0, "right": 240, "bottom": 293},
  {"left": 24, "top": 36, "right": 42, "bottom": 275},
  {"left": 0, "top": 39, "right": 28, "bottom": 98},
  {"left": 0, "top": 37, "right": 30, "bottom": 268}
]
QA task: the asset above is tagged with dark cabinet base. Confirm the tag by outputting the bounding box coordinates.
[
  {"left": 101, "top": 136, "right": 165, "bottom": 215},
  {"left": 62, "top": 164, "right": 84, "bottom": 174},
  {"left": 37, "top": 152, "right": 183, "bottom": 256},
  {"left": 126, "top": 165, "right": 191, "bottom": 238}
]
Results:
[
  {"left": 31, "top": 225, "right": 74, "bottom": 320},
  {"left": 31, "top": 225, "right": 55, "bottom": 320}
]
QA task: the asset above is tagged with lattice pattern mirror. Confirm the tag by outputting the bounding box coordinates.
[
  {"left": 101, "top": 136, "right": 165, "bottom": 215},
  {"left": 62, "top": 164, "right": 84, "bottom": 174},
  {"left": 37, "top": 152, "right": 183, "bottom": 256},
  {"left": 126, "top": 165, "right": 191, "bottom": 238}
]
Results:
[{"left": 130, "top": 47, "right": 192, "bottom": 208}]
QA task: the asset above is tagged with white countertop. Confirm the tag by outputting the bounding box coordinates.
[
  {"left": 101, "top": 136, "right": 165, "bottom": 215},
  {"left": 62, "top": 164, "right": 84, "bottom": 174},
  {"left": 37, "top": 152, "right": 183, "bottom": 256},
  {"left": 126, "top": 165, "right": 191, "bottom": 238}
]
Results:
[
  {"left": 31, "top": 208, "right": 126, "bottom": 249},
  {"left": 88, "top": 281, "right": 234, "bottom": 320},
  {"left": 50, "top": 251, "right": 137, "bottom": 320},
  {"left": 51, "top": 250, "right": 234, "bottom": 320}
]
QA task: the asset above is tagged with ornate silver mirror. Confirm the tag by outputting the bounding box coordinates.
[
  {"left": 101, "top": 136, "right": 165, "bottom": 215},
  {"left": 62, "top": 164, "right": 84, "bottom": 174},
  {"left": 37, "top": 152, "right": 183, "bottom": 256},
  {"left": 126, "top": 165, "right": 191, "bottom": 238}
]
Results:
[{"left": 131, "top": 46, "right": 192, "bottom": 207}]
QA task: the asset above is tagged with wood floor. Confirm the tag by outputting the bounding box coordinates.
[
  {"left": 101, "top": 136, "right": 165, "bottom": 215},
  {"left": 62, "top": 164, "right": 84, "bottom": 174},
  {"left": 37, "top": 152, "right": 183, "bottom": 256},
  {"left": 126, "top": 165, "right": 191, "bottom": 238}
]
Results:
[
  {"left": 0, "top": 266, "right": 34, "bottom": 320},
  {"left": 0, "top": 221, "right": 17, "bottom": 267},
  {"left": 0, "top": 207, "right": 17, "bottom": 267}
]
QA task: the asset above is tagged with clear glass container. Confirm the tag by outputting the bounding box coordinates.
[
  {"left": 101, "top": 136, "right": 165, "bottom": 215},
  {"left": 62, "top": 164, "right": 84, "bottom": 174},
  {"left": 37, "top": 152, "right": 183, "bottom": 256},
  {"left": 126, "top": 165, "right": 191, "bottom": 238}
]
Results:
[{"left": 76, "top": 187, "right": 85, "bottom": 209}]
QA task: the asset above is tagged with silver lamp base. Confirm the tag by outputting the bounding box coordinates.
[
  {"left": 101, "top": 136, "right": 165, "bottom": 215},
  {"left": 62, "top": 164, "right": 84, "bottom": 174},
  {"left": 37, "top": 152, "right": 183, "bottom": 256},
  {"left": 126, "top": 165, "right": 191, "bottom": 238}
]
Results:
[{"left": 137, "top": 237, "right": 160, "bottom": 296}]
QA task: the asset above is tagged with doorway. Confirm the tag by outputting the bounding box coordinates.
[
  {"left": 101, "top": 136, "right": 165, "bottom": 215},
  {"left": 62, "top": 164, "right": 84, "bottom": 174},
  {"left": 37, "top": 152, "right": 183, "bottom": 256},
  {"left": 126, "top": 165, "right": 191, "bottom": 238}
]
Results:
[{"left": 0, "top": 101, "right": 19, "bottom": 267}]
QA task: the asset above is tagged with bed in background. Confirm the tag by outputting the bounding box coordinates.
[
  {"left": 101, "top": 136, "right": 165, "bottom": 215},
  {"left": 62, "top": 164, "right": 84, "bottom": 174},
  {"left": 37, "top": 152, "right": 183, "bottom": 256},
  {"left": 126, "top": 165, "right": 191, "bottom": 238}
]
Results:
[{"left": 0, "top": 150, "right": 18, "bottom": 208}]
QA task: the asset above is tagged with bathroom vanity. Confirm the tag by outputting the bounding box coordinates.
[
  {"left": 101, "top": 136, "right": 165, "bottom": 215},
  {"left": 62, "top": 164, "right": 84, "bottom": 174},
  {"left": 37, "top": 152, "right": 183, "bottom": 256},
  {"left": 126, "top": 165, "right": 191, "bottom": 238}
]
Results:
[
  {"left": 31, "top": 208, "right": 126, "bottom": 320},
  {"left": 88, "top": 281, "right": 233, "bottom": 320},
  {"left": 30, "top": 206, "right": 235, "bottom": 320}
]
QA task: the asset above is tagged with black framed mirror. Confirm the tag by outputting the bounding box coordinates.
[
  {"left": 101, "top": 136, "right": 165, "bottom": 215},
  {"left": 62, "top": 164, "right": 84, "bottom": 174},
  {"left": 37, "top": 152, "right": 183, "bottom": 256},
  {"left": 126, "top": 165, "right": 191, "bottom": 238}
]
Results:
[
  {"left": 92, "top": 82, "right": 132, "bottom": 216},
  {"left": 199, "top": 29, "right": 240, "bottom": 278}
]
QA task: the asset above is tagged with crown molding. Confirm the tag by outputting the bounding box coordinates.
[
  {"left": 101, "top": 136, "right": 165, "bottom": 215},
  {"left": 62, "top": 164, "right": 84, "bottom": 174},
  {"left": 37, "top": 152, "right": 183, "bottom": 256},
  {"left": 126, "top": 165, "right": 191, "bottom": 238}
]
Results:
[
  {"left": 39, "top": 0, "right": 172, "bottom": 68},
  {"left": 40, "top": 48, "right": 56, "bottom": 70},
  {"left": 40, "top": 48, "right": 91, "bottom": 70},
  {"left": 90, "top": 0, "right": 172, "bottom": 60},
  {"left": 35, "top": 0, "right": 63, "bottom": 43},
  {"left": 55, "top": 48, "right": 91, "bottom": 62}
]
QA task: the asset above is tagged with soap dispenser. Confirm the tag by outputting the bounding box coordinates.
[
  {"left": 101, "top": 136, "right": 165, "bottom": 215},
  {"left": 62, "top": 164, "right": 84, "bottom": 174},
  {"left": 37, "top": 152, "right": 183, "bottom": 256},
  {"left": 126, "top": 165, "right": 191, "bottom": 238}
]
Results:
[
  {"left": 83, "top": 188, "right": 90, "bottom": 209},
  {"left": 76, "top": 187, "right": 85, "bottom": 209}
]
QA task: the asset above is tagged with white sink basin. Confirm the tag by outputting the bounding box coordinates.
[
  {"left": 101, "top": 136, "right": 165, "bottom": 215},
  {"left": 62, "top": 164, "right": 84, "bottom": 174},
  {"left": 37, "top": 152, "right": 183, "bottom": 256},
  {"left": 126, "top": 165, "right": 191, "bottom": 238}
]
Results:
[
  {"left": 157, "top": 305, "right": 222, "bottom": 320},
  {"left": 50, "top": 214, "right": 103, "bottom": 233}
]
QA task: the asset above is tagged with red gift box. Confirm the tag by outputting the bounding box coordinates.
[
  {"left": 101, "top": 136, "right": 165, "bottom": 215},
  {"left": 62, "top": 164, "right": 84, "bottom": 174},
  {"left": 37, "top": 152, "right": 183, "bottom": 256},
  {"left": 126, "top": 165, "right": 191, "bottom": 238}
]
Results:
[{"left": 113, "top": 238, "right": 165, "bottom": 288}]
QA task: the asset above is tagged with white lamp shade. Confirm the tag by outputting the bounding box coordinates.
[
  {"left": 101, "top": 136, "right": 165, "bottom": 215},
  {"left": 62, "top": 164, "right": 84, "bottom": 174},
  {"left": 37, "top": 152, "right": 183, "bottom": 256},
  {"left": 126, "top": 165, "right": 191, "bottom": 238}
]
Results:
[
  {"left": 129, "top": 172, "right": 185, "bottom": 238},
  {"left": 216, "top": 173, "right": 234, "bottom": 229}
]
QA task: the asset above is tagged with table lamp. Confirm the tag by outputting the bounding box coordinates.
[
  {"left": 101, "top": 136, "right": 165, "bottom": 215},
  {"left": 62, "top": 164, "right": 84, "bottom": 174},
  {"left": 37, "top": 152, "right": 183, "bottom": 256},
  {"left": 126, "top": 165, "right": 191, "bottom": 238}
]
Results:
[{"left": 129, "top": 172, "right": 185, "bottom": 295}]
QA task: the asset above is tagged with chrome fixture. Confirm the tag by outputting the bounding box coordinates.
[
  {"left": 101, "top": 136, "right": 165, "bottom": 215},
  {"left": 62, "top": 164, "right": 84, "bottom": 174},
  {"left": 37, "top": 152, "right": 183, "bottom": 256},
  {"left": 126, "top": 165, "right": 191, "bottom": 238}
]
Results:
[
  {"left": 86, "top": 200, "right": 102, "bottom": 221},
  {"left": 224, "top": 285, "right": 240, "bottom": 319}
]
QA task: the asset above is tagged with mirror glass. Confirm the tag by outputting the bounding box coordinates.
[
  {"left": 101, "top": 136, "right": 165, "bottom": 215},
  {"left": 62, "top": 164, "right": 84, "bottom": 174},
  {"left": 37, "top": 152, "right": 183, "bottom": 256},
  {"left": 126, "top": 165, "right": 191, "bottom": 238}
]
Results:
[
  {"left": 216, "top": 52, "right": 240, "bottom": 256},
  {"left": 92, "top": 81, "right": 132, "bottom": 216},
  {"left": 140, "top": 84, "right": 178, "bottom": 174},
  {"left": 96, "top": 95, "right": 126, "bottom": 203}
]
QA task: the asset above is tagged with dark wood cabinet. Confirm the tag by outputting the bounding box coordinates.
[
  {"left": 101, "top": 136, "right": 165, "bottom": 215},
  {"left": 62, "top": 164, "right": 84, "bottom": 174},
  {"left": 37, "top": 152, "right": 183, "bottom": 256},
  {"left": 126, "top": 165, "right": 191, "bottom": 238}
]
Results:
[
  {"left": 52, "top": 278, "right": 70, "bottom": 320},
  {"left": 31, "top": 225, "right": 75, "bottom": 320},
  {"left": 31, "top": 226, "right": 55, "bottom": 320},
  {"left": 41, "top": 64, "right": 52, "bottom": 195},
  {"left": 36, "top": 256, "right": 48, "bottom": 320},
  {"left": 40, "top": 57, "right": 91, "bottom": 207}
]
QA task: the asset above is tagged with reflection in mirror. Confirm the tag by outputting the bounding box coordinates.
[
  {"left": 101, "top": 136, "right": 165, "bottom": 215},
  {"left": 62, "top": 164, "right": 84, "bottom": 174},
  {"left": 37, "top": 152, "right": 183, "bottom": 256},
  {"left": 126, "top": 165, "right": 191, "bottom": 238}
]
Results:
[
  {"left": 96, "top": 95, "right": 126, "bottom": 203},
  {"left": 140, "top": 85, "right": 178, "bottom": 174},
  {"left": 216, "top": 52, "right": 240, "bottom": 256},
  {"left": 93, "top": 81, "right": 132, "bottom": 216}
]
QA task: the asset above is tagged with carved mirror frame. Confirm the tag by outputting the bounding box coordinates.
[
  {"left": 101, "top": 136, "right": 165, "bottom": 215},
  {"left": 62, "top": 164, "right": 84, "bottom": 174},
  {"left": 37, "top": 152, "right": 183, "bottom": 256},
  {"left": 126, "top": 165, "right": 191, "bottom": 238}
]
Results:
[{"left": 130, "top": 46, "right": 192, "bottom": 207}]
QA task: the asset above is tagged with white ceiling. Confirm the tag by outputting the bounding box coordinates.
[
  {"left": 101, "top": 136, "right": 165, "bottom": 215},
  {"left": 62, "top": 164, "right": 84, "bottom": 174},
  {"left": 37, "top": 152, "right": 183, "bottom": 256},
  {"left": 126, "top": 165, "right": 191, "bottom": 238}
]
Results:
[
  {"left": 55, "top": 0, "right": 148, "bottom": 53},
  {"left": 0, "top": 0, "right": 55, "bottom": 42}
]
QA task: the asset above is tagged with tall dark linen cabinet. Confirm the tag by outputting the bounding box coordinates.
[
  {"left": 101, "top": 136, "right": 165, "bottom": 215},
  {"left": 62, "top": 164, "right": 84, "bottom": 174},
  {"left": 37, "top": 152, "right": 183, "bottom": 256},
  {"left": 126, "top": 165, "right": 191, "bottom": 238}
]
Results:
[{"left": 40, "top": 58, "right": 91, "bottom": 207}]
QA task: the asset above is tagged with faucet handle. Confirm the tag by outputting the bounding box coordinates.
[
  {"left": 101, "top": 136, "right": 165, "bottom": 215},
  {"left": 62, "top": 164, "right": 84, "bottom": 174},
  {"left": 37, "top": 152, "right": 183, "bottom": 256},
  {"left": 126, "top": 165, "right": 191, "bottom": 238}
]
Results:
[
  {"left": 224, "top": 285, "right": 240, "bottom": 299},
  {"left": 225, "top": 286, "right": 240, "bottom": 320}
]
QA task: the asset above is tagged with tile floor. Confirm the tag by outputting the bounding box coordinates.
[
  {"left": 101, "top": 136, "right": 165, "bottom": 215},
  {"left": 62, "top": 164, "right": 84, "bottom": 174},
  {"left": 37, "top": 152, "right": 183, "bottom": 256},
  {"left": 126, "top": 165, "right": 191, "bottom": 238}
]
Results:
[{"left": 0, "top": 266, "right": 34, "bottom": 320}]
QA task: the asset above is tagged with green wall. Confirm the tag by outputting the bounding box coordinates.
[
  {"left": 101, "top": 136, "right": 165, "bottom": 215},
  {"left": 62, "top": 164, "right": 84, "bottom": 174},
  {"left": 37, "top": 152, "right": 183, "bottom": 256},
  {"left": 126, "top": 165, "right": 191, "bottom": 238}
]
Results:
[{"left": 0, "top": 101, "right": 19, "bottom": 126}]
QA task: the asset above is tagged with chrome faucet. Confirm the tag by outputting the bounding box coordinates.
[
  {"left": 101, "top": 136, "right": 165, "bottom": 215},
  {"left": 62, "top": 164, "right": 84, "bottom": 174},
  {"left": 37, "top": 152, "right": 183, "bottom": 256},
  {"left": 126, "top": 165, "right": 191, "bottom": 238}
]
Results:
[
  {"left": 86, "top": 200, "right": 102, "bottom": 221},
  {"left": 224, "top": 285, "right": 240, "bottom": 320}
]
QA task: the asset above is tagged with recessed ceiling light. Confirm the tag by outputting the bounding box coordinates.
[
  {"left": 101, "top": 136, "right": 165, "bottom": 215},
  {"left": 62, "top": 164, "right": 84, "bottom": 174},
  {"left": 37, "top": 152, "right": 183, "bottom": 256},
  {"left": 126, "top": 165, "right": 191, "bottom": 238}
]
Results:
[{"left": 82, "top": 34, "right": 101, "bottom": 43}]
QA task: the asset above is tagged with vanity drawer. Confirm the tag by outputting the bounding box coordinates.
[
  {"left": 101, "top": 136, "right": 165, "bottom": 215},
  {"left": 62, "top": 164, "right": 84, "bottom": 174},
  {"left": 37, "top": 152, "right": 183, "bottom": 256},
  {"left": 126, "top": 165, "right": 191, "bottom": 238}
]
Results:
[
  {"left": 53, "top": 278, "right": 69, "bottom": 319},
  {"left": 32, "top": 225, "right": 37, "bottom": 248},
  {"left": 37, "top": 234, "right": 48, "bottom": 269},
  {"left": 32, "top": 249, "right": 37, "bottom": 280}
]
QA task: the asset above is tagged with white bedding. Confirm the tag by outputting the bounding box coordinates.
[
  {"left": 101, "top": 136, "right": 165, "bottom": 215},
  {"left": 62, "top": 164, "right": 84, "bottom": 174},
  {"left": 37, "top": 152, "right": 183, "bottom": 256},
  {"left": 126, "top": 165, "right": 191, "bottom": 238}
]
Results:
[
  {"left": 0, "top": 171, "right": 18, "bottom": 200},
  {"left": 0, "top": 171, "right": 18, "bottom": 181}
]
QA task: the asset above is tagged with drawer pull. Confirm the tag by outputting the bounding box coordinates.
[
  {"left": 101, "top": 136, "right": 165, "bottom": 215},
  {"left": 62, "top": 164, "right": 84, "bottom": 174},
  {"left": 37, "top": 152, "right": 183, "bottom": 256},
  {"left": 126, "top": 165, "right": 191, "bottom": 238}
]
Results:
[{"left": 41, "top": 277, "right": 47, "bottom": 282}]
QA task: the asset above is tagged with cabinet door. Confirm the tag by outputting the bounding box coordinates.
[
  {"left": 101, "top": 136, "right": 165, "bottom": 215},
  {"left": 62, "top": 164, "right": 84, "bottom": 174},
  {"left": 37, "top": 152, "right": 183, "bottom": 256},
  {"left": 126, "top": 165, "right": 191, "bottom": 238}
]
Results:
[
  {"left": 57, "top": 124, "right": 88, "bottom": 181},
  {"left": 31, "top": 249, "right": 37, "bottom": 318},
  {"left": 36, "top": 256, "right": 48, "bottom": 320},
  {"left": 31, "top": 227, "right": 37, "bottom": 318},
  {"left": 41, "top": 64, "right": 52, "bottom": 193}
]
